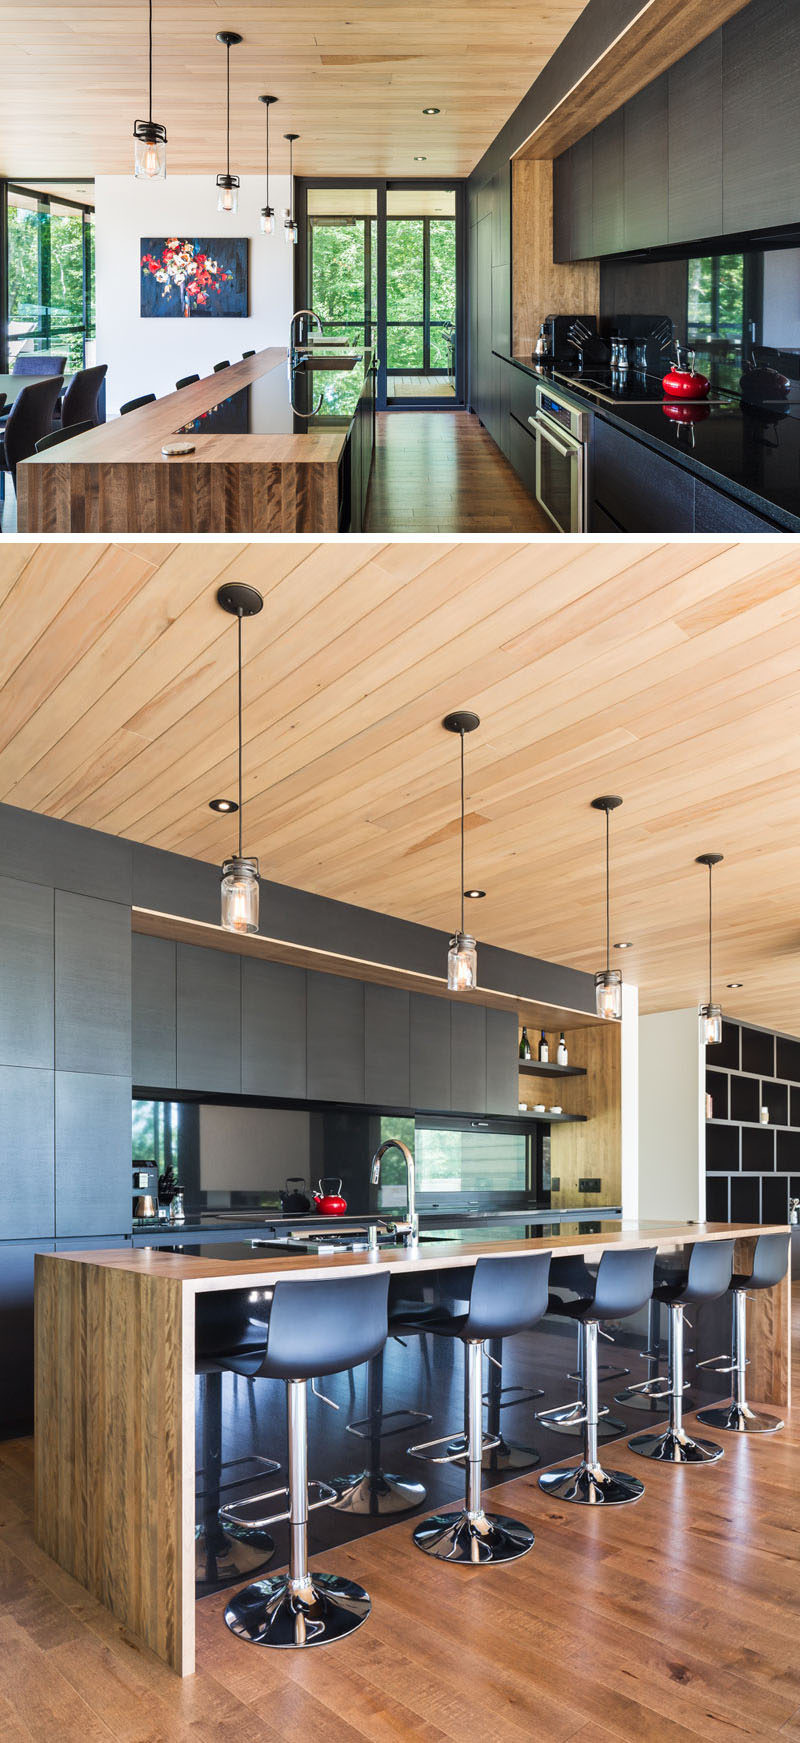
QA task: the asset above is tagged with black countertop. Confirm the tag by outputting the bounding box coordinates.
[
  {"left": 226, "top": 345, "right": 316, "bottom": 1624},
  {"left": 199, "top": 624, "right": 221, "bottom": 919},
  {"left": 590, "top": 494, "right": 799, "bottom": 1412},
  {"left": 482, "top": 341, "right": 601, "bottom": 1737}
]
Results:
[
  {"left": 502, "top": 352, "right": 800, "bottom": 529},
  {"left": 176, "top": 348, "right": 376, "bottom": 440}
]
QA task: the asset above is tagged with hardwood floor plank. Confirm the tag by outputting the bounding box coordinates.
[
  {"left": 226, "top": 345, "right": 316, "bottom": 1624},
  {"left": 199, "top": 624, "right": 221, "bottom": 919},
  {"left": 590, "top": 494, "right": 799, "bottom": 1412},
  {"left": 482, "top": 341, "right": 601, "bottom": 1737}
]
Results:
[{"left": 364, "top": 410, "right": 549, "bottom": 532}]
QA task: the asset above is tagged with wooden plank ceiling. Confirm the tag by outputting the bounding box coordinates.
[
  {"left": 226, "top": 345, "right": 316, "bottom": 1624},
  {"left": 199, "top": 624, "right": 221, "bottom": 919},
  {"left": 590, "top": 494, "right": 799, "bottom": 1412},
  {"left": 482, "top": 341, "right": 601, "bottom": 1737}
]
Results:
[
  {"left": 3, "top": 537, "right": 800, "bottom": 1035},
  {"left": 0, "top": 1, "right": 587, "bottom": 181}
]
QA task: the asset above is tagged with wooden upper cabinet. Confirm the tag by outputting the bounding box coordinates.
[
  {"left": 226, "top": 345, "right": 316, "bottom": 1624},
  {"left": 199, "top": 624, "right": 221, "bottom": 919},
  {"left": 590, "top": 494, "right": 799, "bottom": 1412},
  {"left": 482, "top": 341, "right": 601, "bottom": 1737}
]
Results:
[
  {"left": 669, "top": 33, "right": 722, "bottom": 243},
  {"left": 570, "top": 134, "right": 594, "bottom": 260},
  {"left": 722, "top": 0, "right": 800, "bottom": 235},
  {"left": 591, "top": 111, "right": 624, "bottom": 256},
  {"left": 624, "top": 74, "right": 668, "bottom": 250}
]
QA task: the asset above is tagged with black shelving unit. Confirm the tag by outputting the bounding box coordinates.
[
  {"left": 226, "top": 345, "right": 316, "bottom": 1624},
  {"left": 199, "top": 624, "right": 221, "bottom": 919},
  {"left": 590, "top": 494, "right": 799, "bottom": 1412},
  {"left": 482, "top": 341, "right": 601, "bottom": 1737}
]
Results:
[{"left": 518, "top": 1060, "right": 587, "bottom": 1079}]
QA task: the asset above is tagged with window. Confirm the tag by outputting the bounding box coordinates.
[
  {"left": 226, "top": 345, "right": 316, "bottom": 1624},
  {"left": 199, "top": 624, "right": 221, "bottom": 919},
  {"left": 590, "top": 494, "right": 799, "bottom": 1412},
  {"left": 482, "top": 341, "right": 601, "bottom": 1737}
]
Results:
[
  {"left": 3, "top": 181, "right": 95, "bottom": 371},
  {"left": 132, "top": 1099, "right": 182, "bottom": 1178}
]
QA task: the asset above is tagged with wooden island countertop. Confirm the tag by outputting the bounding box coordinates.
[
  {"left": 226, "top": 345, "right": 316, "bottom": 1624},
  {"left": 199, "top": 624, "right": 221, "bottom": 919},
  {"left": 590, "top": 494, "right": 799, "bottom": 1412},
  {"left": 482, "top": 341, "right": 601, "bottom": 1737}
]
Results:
[{"left": 34, "top": 1220, "right": 790, "bottom": 1677}]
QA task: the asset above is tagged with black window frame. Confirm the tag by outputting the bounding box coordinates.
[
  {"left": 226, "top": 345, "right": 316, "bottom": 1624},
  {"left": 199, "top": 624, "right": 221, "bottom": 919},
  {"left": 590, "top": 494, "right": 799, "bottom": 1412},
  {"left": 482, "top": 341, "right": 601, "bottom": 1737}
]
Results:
[{"left": 2, "top": 178, "right": 96, "bottom": 373}]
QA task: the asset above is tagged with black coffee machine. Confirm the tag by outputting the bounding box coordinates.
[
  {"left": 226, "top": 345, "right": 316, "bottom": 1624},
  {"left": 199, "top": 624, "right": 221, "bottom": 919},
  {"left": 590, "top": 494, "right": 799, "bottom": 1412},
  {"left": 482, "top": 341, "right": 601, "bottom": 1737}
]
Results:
[{"left": 537, "top": 314, "right": 600, "bottom": 364}]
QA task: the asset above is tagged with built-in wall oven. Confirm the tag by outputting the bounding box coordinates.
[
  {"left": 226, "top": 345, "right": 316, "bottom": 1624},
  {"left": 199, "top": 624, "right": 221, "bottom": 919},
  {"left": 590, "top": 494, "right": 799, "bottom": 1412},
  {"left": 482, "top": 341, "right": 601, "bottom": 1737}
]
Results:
[{"left": 529, "top": 381, "right": 591, "bottom": 533}]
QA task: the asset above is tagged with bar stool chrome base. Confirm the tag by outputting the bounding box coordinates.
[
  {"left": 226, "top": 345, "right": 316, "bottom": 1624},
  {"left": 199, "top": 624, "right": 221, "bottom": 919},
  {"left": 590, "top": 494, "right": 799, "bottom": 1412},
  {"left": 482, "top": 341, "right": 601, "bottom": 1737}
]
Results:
[
  {"left": 195, "top": 1517, "right": 274, "bottom": 1589},
  {"left": 541, "top": 1403, "right": 627, "bottom": 1441},
  {"left": 224, "top": 1571, "right": 370, "bottom": 1647},
  {"left": 446, "top": 1430, "right": 541, "bottom": 1471},
  {"left": 628, "top": 1425, "right": 722, "bottom": 1463},
  {"left": 329, "top": 1468, "right": 427, "bottom": 1515},
  {"left": 539, "top": 1460, "right": 644, "bottom": 1506},
  {"left": 696, "top": 1399, "right": 783, "bottom": 1434},
  {"left": 413, "top": 1507, "right": 535, "bottom": 1563}
]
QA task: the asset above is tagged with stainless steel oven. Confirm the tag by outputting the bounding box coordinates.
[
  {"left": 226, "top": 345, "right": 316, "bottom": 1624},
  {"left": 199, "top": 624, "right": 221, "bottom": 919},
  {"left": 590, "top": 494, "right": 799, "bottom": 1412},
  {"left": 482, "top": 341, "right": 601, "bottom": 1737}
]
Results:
[{"left": 529, "top": 381, "right": 590, "bottom": 532}]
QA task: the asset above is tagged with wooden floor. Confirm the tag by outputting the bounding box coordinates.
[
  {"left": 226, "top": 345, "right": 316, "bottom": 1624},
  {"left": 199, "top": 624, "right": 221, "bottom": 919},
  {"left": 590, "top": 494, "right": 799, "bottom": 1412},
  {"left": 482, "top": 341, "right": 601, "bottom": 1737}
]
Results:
[
  {"left": 1, "top": 1284, "right": 798, "bottom": 1738},
  {"left": 365, "top": 409, "right": 550, "bottom": 531},
  {"left": 389, "top": 376, "right": 456, "bottom": 399}
]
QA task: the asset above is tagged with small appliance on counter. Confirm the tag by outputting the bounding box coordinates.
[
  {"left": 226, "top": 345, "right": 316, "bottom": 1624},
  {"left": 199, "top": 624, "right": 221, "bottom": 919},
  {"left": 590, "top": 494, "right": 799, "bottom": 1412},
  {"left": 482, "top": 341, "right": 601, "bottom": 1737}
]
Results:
[
  {"left": 662, "top": 344, "right": 710, "bottom": 400},
  {"left": 312, "top": 1177, "right": 348, "bottom": 1215},
  {"left": 133, "top": 1161, "right": 159, "bottom": 1221},
  {"left": 539, "top": 314, "right": 599, "bottom": 366},
  {"left": 280, "top": 1176, "right": 312, "bottom": 1213}
]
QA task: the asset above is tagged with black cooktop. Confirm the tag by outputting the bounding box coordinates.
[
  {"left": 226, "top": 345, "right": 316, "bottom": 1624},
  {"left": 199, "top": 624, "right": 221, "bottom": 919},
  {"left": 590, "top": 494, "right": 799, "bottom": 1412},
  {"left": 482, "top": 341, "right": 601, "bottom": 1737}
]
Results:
[{"left": 551, "top": 367, "right": 733, "bottom": 407}]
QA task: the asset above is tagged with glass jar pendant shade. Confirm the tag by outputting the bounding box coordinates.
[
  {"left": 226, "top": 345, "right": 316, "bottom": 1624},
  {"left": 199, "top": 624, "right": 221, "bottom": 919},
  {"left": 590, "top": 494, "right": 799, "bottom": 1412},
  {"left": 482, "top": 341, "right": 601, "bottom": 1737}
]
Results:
[
  {"left": 216, "top": 32, "right": 242, "bottom": 213},
  {"left": 133, "top": 0, "right": 167, "bottom": 179},
  {"left": 258, "top": 95, "right": 277, "bottom": 233},
  {"left": 696, "top": 853, "right": 724, "bottom": 1046},
  {"left": 591, "top": 795, "right": 623, "bottom": 1020},
  {"left": 217, "top": 583, "right": 264, "bottom": 934},
  {"left": 443, "top": 711, "right": 481, "bottom": 991},
  {"left": 284, "top": 134, "right": 299, "bottom": 243}
]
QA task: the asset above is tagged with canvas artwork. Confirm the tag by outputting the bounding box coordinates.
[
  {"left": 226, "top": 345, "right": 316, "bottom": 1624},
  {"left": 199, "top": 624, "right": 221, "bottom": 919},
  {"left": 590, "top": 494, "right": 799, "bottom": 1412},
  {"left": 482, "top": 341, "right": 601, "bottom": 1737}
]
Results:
[{"left": 140, "top": 237, "right": 248, "bottom": 317}]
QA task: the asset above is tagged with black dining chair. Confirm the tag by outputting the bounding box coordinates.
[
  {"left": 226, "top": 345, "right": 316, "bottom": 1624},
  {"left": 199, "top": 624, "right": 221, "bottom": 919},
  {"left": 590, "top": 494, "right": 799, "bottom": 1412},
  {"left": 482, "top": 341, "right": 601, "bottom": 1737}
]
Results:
[
  {"left": 1, "top": 375, "right": 64, "bottom": 498},
  {"left": 175, "top": 374, "right": 200, "bottom": 390},
  {"left": 213, "top": 360, "right": 230, "bottom": 372},
  {"left": 59, "top": 364, "right": 107, "bottom": 430},
  {"left": 120, "top": 393, "right": 156, "bottom": 414},
  {"left": 12, "top": 353, "right": 67, "bottom": 378},
  {"left": 35, "top": 420, "right": 94, "bottom": 453},
  {"left": 242, "top": 350, "right": 255, "bottom": 358}
]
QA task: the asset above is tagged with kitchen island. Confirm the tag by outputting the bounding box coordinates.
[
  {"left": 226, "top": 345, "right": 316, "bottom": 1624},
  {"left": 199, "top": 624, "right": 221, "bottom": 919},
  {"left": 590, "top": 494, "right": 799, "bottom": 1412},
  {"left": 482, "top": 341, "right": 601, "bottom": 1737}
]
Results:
[
  {"left": 17, "top": 345, "right": 376, "bottom": 534},
  {"left": 35, "top": 1219, "right": 790, "bottom": 1676}
]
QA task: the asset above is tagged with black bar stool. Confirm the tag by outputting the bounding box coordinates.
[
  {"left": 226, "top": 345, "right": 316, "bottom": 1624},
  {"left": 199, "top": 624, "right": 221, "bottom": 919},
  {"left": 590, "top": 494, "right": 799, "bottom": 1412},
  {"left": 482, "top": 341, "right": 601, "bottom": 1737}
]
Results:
[
  {"left": 218, "top": 1271, "right": 390, "bottom": 1648},
  {"left": 330, "top": 1341, "right": 430, "bottom": 1516},
  {"left": 194, "top": 1292, "right": 277, "bottom": 1591},
  {"left": 543, "top": 1254, "right": 628, "bottom": 1440},
  {"left": 538, "top": 1245, "right": 656, "bottom": 1505},
  {"left": 628, "top": 1239, "right": 734, "bottom": 1464},
  {"left": 398, "top": 1252, "right": 551, "bottom": 1563},
  {"left": 697, "top": 1231, "right": 790, "bottom": 1435}
]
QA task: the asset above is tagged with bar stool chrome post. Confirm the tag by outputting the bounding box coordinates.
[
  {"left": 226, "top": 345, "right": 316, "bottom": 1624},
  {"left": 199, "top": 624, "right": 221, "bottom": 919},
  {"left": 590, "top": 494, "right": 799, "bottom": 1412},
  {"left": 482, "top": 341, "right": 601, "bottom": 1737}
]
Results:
[
  {"left": 628, "top": 1237, "right": 734, "bottom": 1463},
  {"left": 697, "top": 1232, "right": 790, "bottom": 1434}
]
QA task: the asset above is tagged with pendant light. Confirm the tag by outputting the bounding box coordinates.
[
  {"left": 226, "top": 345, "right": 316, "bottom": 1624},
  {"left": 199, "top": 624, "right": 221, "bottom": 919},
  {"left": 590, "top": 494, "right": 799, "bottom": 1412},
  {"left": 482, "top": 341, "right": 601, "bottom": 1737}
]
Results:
[
  {"left": 258, "top": 95, "right": 278, "bottom": 233},
  {"left": 217, "top": 583, "right": 263, "bottom": 933},
  {"left": 443, "top": 711, "right": 480, "bottom": 991},
  {"left": 696, "top": 852, "right": 724, "bottom": 1045},
  {"left": 216, "top": 31, "right": 243, "bottom": 213},
  {"left": 591, "top": 795, "right": 623, "bottom": 1019},
  {"left": 133, "top": 0, "right": 167, "bottom": 180},
  {"left": 283, "top": 134, "right": 299, "bottom": 243}
]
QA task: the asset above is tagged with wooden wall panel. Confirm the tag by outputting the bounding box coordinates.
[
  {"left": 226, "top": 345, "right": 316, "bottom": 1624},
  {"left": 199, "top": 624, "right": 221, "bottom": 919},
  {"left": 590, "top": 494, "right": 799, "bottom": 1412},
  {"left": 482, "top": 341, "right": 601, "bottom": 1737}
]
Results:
[
  {"left": 519, "top": 1022, "right": 623, "bottom": 1209},
  {"left": 512, "top": 159, "right": 599, "bottom": 354}
]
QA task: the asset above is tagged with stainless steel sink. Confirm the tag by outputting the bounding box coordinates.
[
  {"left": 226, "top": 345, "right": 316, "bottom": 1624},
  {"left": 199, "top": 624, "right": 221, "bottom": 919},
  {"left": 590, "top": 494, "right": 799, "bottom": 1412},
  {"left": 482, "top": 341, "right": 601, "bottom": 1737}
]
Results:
[{"left": 293, "top": 354, "right": 361, "bottom": 372}]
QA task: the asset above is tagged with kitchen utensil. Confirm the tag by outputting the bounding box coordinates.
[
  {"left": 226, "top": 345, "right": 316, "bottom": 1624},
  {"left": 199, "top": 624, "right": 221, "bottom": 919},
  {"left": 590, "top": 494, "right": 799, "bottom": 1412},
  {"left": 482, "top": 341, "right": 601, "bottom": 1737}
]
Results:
[
  {"left": 170, "top": 1191, "right": 185, "bottom": 1224},
  {"left": 281, "top": 1177, "right": 312, "bottom": 1213},
  {"left": 313, "top": 1177, "right": 348, "bottom": 1215},
  {"left": 739, "top": 357, "right": 791, "bottom": 402},
  {"left": 134, "top": 1194, "right": 157, "bottom": 1219},
  {"left": 533, "top": 323, "right": 550, "bottom": 359},
  {"left": 549, "top": 1105, "right": 563, "bottom": 1116},
  {"left": 663, "top": 344, "right": 710, "bottom": 400}
]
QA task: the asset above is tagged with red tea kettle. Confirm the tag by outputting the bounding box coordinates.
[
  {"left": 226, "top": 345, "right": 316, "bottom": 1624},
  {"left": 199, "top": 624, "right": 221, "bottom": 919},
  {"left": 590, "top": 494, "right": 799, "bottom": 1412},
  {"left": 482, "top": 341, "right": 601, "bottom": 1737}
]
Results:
[
  {"left": 313, "top": 1177, "right": 347, "bottom": 1216},
  {"left": 662, "top": 344, "right": 710, "bottom": 401}
]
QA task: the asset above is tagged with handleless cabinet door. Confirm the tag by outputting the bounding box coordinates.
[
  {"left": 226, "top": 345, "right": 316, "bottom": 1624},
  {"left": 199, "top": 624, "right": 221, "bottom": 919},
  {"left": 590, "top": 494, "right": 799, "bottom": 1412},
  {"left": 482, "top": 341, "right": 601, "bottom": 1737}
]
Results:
[
  {"left": 55, "top": 891, "right": 132, "bottom": 1077},
  {"left": 553, "top": 150, "right": 572, "bottom": 262},
  {"left": 410, "top": 994, "right": 451, "bottom": 1112},
  {"left": 0, "top": 1066, "right": 54, "bottom": 1237},
  {"left": 624, "top": 74, "right": 668, "bottom": 250},
  {"left": 306, "top": 972, "right": 365, "bottom": 1104},
  {"left": 0, "top": 876, "right": 54, "bottom": 1069},
  {"left": 176, "top": 943, "right": 241, "bottom": 1094},
  {"left": 242, "top": 957, "right": 307, "bottom": 1098},
  {"left": 571, "top": 134, "right": 594, "bottom": 261},
  {"left": 55, "top": 1070, "right": 132, "bottom": 1236},
  {"left": 451, "top": 1002, "right": 487, "bottom": 1115},
  {"left": 486, "top": 1009, "right": 519, "bottom": 1115},
  {"left": 365, "top": 984, "right": 410, "bottom": 1108},
  {"left": 723, "top": 0, "right": 800, "bottom": 234},
  {"left": 132, "top": 933, "right": 176, "bottom": 1089},
  {"left": 591, "top": 111, "right": 624, "bottom": 256},
  {"left": 669, "top": 32, "right": 722, "bottom": 242}
]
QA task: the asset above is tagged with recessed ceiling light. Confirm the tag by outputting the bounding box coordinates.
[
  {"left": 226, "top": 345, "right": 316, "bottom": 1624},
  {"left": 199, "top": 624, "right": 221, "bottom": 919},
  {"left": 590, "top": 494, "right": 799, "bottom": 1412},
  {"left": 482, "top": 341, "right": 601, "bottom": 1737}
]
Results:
[
  {"left": 414, "top": 155, "right": 427, "bottom": 162},
  {"left": 422, "top": 107, "right": 440, "bottom": 115},
  {"left": 727, "top": 981, "right": 743, "bottom": 989},
  {"left": 614, "top": 941, "right": 633, "bottom": 950},
  {"left": 464, "top": 888, "right": 486, "bottom": 899},
  {"left": 209, "top": 797, "right": 239, "bottom": 813}
]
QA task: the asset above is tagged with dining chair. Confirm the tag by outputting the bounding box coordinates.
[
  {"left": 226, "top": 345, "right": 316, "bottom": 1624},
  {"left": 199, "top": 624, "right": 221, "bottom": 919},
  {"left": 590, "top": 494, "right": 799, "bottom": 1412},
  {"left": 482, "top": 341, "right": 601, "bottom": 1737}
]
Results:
[
  {"left": 1, "top": 375, "right": 64, "bottom": 499},
  {"left": 12, "top": 353, "right": 67, "bottom": 377},
  {"left": 59, "top": 364, "right": 107, "bottom": 430},
  {"left": 120, "top": 393, "right": 156, "bottom": 414},
  {"left": 213, "top": 360, "right": 231, "bottom": 372},
  {"left": 176, "top": 374, "right": 200, "bottom": 390},
  {"left": 35, "top": 420, "right": 94, "bottom": 452}
]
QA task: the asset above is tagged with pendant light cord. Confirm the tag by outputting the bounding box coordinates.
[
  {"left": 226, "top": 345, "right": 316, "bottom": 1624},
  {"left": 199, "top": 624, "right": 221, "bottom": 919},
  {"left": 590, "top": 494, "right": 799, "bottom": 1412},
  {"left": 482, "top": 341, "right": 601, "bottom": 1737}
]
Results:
[
  {"left": 707, "top": 859, "right": 713, "bottom": 1005},
  {"left": 460, "top": 728, "right": 465, "bottom": 936},
  {"left": 265, "top": 103, "right": 270, "bottom": 203},
  {"left": 148, "top": 0, "right": 153, "bottom": 123},
  {"left": 605, "top": 805, "right": 611, "bottom": 974},
  {"left": 226, "top": 40, "right": 231, "bottom": 178},
  {"left": 289, "top": 136, "right": 293, "bottom": 221},
  {"left": 237, "top": 610, "right": 243, "bottom": 858}
]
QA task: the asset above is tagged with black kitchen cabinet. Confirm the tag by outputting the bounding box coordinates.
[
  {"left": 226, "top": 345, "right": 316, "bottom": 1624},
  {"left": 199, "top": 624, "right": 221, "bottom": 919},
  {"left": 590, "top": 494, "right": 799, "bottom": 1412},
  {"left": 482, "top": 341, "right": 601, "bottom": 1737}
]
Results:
[
  {"left": 306, "top": 972, "right": 365, "bottom": 1104},
  {"left": 505, "top": 413, "right": 537, "bottom": 499},
  {"left": 176, "top": 943, "right": 241, "bottom": 1094},
  {"left": 450, "top": 1003, "right": 487, "bottom": 1115},
  {"left": 0, "top": 875, "right": 53, "bottom": 1069},
  {"left": 54, "top": 1070, "right": 132, "bottom": 1236},
  {"left": 486, "top": 1009, "right": 519, "bottom": 1115},
  {"left": 668, "top": 32, "right": 722, "bottom": 243},
  {"left": 592, "top": 112, "right": 625, "bottom": 257},
  {"left": 55, "top": 891, "right": 132, "bottom": 1077},
  {"left": 552, "top": 151, "right": 572, "bottom": 264},
  {"left": 132, "top": 933, "right": 176, "bottom": 1088},
  {"left": 242, "top": 957, "right": 307, "bottom": 1099},
  {"left": 694, "top": 479, "right": 781, "bottom": 532},
  {"left": 722, "top": 0, "right": 800, "bottom": 235},
  {"left": 364, "top": 983, "right": 410, "bottom": 1107},
  {"left": 409, "top": 993, "right": 451, "bottom": 1111},
  {"left": 570, "top": 134, "right": 594, "bottom": 261},
  {"left": 592, "top": 418, "right": 694, "bottom": 532},
  {"left": 0, "top": 1065, "right": 54, "bottom": 1237},
  {"left": 624, "top": 75, "right": 668, "bottom": 251},
  {"left": 0, "top": 1236, "right": 130, "bottom": 1438}
]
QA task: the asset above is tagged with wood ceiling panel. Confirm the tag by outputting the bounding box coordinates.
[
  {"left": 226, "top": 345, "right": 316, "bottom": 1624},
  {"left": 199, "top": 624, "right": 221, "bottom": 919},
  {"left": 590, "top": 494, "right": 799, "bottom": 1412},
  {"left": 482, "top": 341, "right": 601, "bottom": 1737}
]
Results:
[
  {"left": 4, "top": 537, "right": 800, "bottom": 1036},
  {"left": 0, "top": 1, "right": 588, "bottom": 180}
]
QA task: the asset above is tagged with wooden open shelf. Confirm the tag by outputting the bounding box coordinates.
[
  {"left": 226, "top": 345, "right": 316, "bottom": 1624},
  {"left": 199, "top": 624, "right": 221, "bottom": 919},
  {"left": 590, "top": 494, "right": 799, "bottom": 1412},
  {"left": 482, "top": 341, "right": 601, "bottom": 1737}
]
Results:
[{"left": 518, "top": 1060, "right": 587, "bottom": 1079}]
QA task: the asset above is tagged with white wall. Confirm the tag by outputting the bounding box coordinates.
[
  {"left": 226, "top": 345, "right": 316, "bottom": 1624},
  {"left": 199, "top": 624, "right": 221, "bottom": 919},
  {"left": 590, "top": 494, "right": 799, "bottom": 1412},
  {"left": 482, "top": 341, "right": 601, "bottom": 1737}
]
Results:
[
  {"left": 638, "top": 1008, "right": 704, "bottom": 1222},
  {"left": 620, "top": 979, "right": 639, "bottom": 1219},
  {"left": 94, "top": 175, "right": 293, "bottom": 415}
]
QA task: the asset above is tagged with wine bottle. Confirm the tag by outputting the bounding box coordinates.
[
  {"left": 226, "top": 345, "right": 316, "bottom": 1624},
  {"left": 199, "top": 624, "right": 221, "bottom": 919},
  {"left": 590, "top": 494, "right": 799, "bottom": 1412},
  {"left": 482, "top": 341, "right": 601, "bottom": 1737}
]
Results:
[
  {"left": 519, "top": 1026, "right": 532, "bottom": 1061},
  {"left": 538, "top": 1030, "right": 549, "bottom": 1063},
  {"left": 557, "top": 1032, "right": 568, "bottom": 1067}
]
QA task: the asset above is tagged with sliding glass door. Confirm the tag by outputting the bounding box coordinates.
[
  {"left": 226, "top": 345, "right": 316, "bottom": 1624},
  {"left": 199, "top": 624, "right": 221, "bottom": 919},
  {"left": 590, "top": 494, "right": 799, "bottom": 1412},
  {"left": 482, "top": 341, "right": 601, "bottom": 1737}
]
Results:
[
  {"left": 298, "top": 178, "right": 464, "bottom": 410},
  {"left": 2, "top": 181, "right": 95, "bottom": 371}
]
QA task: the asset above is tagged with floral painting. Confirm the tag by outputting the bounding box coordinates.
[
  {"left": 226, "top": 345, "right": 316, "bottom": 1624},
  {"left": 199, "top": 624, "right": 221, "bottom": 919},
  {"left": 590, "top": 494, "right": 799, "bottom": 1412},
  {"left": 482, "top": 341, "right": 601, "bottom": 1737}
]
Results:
[{"left": 140, "top": 237, "right": 248, "bottom": 317}]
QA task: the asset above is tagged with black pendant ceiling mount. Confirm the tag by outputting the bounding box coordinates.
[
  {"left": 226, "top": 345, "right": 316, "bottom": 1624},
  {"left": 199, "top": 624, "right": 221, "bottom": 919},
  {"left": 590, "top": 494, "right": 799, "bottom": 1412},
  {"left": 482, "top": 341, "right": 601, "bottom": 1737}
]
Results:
[
  {"left": 443, "top": 711, "right": 480, "bottom": 991},
  {"left": 217, "top": 583, "right": 263, "bottom": 934},
  {"left": 216, "top": 30, "right": 243, "bottom": 212},
  {"left": 591, "top": 794, "right": 623, "bottom": 1020},
  {"left": 284, "top": 133, "right": 299, "bottom": 243},
  {"left": 259, "top": 95, "right": 278, "bottom": 233},
  {"left": 133, "top": 0, "right": 167, "bottom": 179}
]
